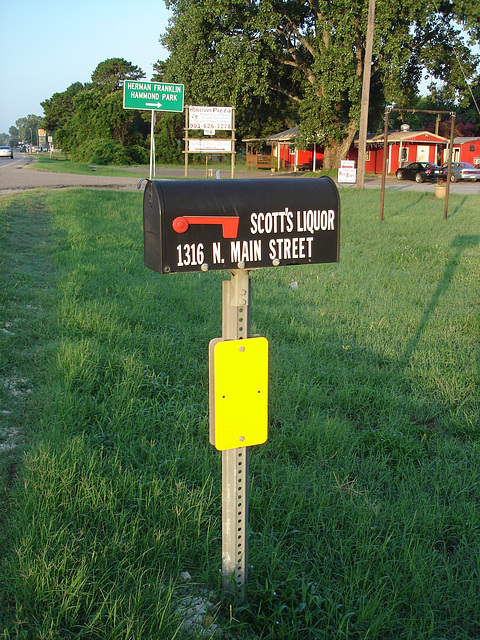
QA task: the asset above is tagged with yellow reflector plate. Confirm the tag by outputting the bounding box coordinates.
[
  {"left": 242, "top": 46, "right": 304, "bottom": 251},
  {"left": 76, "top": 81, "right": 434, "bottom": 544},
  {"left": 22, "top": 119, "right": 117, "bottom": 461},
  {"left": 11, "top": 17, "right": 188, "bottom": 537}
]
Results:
[{"left": 209, "top": 337, "right": 268, "bottom": 450}]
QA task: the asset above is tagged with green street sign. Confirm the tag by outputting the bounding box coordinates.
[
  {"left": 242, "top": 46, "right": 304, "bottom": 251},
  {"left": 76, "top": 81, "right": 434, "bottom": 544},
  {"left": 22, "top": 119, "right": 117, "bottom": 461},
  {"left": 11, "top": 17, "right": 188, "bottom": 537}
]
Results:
[{"left": 123, "top": 81, "right": 184, "bottom": 112}]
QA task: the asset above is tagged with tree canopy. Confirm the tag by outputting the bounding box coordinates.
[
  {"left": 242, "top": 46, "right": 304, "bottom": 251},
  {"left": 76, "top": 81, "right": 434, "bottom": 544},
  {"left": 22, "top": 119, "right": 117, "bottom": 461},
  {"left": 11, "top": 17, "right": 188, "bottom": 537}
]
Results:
[
  {"left": 6, "top": 6, "right": 480, "bottom": 166},
  {"left": 41, "top": 59, "right": 150, "bottom": 164},
  {"left": 15, "top": 114, "right": 44, "bottom": 146},
  {"left": 42, "top": 82, "right": 87, "bottom": 133},
  {"left": 91, "top": 58, "right": 144, "bottom": 94},
  {"left": 160, "top": 0, "right": 480, "bottom": 167}
]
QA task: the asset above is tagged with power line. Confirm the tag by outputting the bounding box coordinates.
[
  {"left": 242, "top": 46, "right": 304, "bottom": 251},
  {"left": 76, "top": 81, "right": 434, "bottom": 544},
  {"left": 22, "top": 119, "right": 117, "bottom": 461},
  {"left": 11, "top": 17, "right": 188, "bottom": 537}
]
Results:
[{"left": 430, "top": 0, "right": 480, "bottom": 118}]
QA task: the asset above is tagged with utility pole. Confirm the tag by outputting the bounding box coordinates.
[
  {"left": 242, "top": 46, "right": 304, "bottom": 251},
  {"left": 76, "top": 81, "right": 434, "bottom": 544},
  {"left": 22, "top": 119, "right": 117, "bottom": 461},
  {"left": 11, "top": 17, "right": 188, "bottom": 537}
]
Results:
[{"left": 357, "top": 0, "right": 376, "bottom": 189}]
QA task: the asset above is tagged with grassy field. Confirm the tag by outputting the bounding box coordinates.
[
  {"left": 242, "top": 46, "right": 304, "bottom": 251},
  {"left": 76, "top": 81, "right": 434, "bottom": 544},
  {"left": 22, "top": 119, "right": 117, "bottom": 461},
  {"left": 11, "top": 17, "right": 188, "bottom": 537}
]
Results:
[
  {"left": 26, "top": 154, "right": 339, "bottom": 181},
  {"left": 26, "top": 155, "right": 147, "bottom": 178},
  {"left": 0, "top": 185, "right": 479, "bottom": 639},
  {"left": 27, "top": 154, "right": 249, "bottom": 178}
]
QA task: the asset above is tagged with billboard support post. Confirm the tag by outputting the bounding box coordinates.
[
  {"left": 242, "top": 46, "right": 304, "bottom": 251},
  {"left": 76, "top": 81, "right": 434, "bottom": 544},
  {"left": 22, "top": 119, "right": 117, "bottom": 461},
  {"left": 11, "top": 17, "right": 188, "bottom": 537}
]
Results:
[{"left": 184, "top": 106, "right": 236, "bottom": 179}]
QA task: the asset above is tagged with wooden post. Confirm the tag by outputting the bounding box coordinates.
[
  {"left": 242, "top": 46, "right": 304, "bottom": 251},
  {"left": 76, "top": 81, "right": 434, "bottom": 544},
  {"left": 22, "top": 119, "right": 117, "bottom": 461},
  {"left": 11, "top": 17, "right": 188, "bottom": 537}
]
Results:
[
  {"left": 380, "top": 109, "right": 389, "bottom": 221},
  {"left": 184, "top": 106, "right": 189, "bottom": 178},
  {"left": 444, "top": 113, "right": 456, "bottom": 221},
  {"left": 357, "top": 0, "right": 376, "bottom": 189}
]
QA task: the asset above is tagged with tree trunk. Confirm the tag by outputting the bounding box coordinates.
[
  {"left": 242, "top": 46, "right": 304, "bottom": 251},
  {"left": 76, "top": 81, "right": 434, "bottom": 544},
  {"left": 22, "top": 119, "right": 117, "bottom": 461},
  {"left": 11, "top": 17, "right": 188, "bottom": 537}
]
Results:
[{"left": 322, "top": 120, "right": 357, "bottom": 170}]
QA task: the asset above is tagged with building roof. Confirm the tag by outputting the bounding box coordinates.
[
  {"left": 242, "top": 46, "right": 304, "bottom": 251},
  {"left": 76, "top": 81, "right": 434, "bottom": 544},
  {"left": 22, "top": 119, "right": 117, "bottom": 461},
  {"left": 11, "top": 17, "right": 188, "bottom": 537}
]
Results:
[
  {"left": 244, "top": 126, "right": 452, "bottom": 147},
  {"left": 454, "top": 137, "right": 480, "bottom": 144},
  {"left": 366, "top": 130, "right": 449, "bottom": 145},
  {"left": 243, "top": 127, "right": 300, "bottom": 143}
]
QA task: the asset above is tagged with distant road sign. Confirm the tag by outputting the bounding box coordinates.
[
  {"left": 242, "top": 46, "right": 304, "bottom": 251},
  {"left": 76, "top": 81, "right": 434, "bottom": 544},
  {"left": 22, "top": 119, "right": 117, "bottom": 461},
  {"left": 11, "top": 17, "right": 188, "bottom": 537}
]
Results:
[{"left": 123, "top": 81, "right": 184, "bottom": 112}]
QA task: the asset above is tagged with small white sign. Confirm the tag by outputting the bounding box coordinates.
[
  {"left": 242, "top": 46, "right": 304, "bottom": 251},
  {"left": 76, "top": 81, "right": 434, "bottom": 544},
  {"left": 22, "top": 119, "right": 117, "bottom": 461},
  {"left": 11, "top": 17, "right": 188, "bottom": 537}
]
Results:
[
  {"left": 338, "top": 167, "right": 357, "bottom": 183},
  {"left": 188, "top": 139, "right": 232, "bottom": 153}
]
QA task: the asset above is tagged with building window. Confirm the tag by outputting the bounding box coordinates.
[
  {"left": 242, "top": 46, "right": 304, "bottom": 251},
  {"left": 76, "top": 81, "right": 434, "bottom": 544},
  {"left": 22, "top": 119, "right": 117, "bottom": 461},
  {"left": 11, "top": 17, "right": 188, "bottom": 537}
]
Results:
[{"left": 470, "top": 145, "right": 475, "bottom": 152}]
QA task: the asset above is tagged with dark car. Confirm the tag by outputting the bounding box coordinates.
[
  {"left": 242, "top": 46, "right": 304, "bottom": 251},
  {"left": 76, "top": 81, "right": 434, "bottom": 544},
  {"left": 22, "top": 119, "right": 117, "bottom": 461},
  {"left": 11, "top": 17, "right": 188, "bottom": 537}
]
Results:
[
  {"left": 442, "top": 161, "right": 480, "bottom": 182},
  {"left": 395, "top": 162, "right": 447, "bottom": 183}
]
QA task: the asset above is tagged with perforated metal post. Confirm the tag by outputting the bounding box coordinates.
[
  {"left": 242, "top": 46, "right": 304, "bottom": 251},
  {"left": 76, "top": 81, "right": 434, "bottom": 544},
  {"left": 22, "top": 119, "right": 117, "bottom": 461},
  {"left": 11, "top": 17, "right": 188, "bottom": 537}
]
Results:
[{"left": 221, "top": 269, "right": 250, "bottom": 598}]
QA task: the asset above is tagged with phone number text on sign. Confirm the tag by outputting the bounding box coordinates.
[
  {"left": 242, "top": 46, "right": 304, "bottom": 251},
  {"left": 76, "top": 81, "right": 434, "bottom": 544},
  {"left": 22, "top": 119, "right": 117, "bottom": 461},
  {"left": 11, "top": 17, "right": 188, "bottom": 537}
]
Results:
[{"left": 188, "top": 106, "right": 233, "bottom": 131}]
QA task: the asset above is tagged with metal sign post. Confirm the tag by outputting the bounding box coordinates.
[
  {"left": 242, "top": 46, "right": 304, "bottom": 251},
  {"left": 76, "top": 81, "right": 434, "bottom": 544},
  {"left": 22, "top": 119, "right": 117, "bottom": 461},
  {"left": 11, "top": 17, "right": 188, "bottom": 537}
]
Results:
[
  {"left": 222, "top": 447, "right": 249, "bottom": 596},
  {"left": 123, "top": 81, "right": 184, "bottom": 181},
  {"left": 221, "top": 270, "right": 251, "bottom": 597},
  {"left": 149, "top": 110, "right": 155, "bottom": 180}
]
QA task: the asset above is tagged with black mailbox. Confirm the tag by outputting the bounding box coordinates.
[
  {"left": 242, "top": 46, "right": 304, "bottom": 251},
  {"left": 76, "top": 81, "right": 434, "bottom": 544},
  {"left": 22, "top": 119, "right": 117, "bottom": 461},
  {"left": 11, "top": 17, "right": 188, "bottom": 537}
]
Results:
[{"left": 143, "top": 177, "right": 340, "bottom": 274}]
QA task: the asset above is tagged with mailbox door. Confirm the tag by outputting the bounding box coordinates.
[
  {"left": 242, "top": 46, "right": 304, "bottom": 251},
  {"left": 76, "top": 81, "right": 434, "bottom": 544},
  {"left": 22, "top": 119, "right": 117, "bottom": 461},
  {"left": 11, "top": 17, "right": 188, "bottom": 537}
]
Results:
[{"left": 143, "top": 179, "right": 165, "bottom": 273}]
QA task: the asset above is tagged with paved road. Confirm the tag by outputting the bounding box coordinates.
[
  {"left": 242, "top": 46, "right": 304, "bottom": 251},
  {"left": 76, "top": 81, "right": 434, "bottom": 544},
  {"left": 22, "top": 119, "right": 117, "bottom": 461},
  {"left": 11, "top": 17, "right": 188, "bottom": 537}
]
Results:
[
  {"left": 0, "top": 153, "right": 142, "bottom": 193},
  {"left": 1, "top": 152, "right": 480, "bottom": 195}
]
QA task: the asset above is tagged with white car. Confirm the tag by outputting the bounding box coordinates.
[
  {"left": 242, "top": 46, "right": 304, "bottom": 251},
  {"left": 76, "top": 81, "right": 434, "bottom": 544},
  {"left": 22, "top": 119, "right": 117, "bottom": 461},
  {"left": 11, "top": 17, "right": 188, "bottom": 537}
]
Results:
[
  {"left": 443, "top": 161, "right": 480, "bottom": 182},
  {"left": 0, "top": 145, "right": 13, "bottom": 158}
]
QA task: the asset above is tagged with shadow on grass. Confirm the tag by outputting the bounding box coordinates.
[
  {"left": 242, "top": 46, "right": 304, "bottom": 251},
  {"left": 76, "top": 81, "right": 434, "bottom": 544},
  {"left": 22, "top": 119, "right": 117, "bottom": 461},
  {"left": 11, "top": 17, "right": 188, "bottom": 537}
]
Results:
[
  {"left": 401, "top": 235, "right": 479, "bottom": 366},
  {"left": 388, "top": 192, "right": 427, "bottom": 217},
  {"left": 447, "top": 195, "right": 468, "bottom": 217}
]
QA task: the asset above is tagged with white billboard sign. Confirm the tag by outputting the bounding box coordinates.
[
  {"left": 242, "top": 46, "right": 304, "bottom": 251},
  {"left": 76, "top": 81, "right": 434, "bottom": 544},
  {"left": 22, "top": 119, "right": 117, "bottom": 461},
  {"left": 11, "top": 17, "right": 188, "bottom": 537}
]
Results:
[
  {"left": 188, "top": 139, "right": 233, "bottom": 153},
  {"left": 189, "top": 106, "right": 233, "bottom": 132}
]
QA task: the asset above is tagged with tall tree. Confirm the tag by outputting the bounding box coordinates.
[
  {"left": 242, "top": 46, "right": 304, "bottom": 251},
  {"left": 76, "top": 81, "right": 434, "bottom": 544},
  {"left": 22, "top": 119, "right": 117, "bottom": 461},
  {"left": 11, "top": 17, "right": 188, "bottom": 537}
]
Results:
[
  {"left": 160, "top": 0, "right": 479, "bottom": 168},
  {"left": 42, "top": 82, "right": 87, "bottom": 133},
  {"left": 8, "top": 126, "right": 19, "bottom": 146},
  {"left": 15, "top": 115, "right": 44, "bottom": 146},
  {"left": 41, "top": 59, "right": 149, "bottom": 163},
  {"left": 158, "top": 0, "right": 299, "bottom": 139},
  {"left": 91, "top": 58, "right": 144, "bottom": 94}
]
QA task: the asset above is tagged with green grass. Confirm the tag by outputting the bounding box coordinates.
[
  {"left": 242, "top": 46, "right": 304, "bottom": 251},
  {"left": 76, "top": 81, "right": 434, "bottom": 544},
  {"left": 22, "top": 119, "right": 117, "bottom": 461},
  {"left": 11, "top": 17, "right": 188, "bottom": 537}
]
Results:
[
  {"left": 26, "top": 153, "right": 338, "bottom": 179},
  {"left": 0, "top": 187, "right": 479, "bottom": 639},
  {"left": 27, "top": 155, "right": 146, "bottom": 177},
  {"left": 27, "top": 154, "right": 251, "bottom": 178}
]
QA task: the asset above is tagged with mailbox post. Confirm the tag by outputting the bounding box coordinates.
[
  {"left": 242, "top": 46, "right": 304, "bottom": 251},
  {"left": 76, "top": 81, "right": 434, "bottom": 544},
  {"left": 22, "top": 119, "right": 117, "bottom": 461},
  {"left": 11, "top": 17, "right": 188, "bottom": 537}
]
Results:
[
  {"left": 142, "top": 177, "right": 340, "bottom": 597},
  {"left": 220, "top": 269, "right": 252, "bottom": 596}
]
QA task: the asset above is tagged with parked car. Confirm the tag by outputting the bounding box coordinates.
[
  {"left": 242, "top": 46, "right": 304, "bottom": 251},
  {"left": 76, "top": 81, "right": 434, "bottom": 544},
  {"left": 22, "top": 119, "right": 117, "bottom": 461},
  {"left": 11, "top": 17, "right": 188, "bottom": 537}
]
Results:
[
  {"left": 396, "top": 162, "right": 447, "bottom": 183},
  {"left": 442, "top": 161, "right": 480, "bottom": 182},
  {"left": 0, "top": 145, "right": 13, "bottom": 158}
]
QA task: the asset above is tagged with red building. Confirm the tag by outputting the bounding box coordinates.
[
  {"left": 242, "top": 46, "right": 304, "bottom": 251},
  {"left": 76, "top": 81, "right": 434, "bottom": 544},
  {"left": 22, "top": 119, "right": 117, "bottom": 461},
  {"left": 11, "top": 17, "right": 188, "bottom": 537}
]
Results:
[
  {"left": 244, "top": 126, "right": 480, "bottom": 174},
  {"left": 348, "top": 128, "right": 449, "bottom": 174},
  {"left": 243, "top": 127, "right": 323, "bottom": 171},
  {"left": 452, "top": 137, "right": 480, "bottom": 165}
]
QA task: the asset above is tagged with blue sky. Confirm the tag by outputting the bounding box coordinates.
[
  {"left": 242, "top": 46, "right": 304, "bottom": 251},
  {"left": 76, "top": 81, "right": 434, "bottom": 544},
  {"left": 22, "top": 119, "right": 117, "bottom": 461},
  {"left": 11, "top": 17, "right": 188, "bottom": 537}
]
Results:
[{"left": 0, "top": 0, "right": 171, "bottom": 134}]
